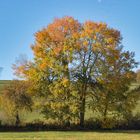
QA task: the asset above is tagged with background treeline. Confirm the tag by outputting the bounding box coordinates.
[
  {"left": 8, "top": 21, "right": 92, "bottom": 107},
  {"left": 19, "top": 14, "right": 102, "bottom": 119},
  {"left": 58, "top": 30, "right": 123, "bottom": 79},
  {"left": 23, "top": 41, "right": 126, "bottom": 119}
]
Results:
[{"left": 0, "top": 17, "right": 140, "bottom": 130}]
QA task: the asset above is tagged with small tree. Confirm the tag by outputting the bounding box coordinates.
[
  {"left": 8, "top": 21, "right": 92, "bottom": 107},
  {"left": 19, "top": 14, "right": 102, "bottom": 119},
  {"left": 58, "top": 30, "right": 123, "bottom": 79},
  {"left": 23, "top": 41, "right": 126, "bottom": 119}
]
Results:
[
  {"left": 1, "top": 80, "right": 32, "bottom": 126},
  {"left": 88, "top": 50, "right": 138, "bottom": 127}
]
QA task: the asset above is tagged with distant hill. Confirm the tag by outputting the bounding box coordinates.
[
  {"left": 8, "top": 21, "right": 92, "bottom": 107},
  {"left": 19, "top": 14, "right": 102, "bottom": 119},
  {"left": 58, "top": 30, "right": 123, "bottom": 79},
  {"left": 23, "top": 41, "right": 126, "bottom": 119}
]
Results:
[{"left": 0, "top": 80, "right": 11, "bottom": 90}]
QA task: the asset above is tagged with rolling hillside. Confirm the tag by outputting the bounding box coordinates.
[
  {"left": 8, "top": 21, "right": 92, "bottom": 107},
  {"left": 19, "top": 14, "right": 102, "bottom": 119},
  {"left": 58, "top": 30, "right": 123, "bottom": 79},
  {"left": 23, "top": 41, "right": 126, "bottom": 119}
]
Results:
[{"left": 0, "top": 80, "right": 11, "bottom": 90}]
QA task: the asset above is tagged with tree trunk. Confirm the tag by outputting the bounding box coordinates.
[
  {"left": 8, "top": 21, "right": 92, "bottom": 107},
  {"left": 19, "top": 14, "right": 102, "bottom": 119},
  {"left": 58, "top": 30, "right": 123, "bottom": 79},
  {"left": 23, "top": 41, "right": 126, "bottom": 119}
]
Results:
[
  {"left": 79, "top": 97, "right": 86, "bottom": 127},
  {"left": 15, "top": 111, "right": 20, "bottom": 126},
  {"left": 79, "top": 83, "right": 87, "bottom": 127},
  {"left": 103, "top": 102, "right": 108, "bottom": 122}
]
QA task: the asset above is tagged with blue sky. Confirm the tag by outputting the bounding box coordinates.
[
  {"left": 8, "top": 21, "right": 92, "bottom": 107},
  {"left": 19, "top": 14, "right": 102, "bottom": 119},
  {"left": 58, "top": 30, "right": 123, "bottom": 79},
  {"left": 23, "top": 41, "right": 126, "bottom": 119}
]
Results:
[{"left": 0, "top": 0, "right": 140, "bottom": 80}]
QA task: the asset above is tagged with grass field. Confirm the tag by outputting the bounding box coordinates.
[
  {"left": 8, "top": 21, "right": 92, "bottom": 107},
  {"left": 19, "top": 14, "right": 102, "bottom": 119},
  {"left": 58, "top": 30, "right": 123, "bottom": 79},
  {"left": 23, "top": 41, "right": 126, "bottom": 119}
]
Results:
[{"left": 0, "top": 131, "right": 139, "bottom": 140}]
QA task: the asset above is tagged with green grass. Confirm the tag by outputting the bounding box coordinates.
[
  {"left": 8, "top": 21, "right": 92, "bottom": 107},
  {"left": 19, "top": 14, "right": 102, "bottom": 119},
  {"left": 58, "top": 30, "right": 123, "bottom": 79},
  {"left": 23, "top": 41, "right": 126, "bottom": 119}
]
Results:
[{"left": 0, "top": 131, "right": 139, "bottom": 140}]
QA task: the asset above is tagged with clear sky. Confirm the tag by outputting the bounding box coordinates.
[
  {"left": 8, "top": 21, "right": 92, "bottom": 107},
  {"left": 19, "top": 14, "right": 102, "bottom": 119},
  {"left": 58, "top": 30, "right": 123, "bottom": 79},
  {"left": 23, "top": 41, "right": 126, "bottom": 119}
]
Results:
[{"left": 0, "top": 0, "right": 140, "bottom": 80}]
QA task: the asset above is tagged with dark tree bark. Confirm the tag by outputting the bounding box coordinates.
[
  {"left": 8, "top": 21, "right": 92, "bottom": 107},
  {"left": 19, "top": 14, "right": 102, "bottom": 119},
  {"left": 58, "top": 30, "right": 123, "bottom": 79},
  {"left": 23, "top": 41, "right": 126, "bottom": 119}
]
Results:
[
  {"left": 79, "top": 83, "right": 87, "bottom": 127},
  {"left": 79, "top": 96, "right": 86, "bottom": 127},
  {"left": 15, "top": 111, "right": 20, "bottom": 126}
]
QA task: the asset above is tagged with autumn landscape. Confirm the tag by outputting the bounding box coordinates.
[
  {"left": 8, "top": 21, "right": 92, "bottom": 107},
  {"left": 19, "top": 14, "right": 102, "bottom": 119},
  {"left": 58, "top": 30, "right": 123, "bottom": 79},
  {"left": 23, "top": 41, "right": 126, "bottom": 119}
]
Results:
[{"left": 0, "top": 0, "right": 140, "bottom": 139}]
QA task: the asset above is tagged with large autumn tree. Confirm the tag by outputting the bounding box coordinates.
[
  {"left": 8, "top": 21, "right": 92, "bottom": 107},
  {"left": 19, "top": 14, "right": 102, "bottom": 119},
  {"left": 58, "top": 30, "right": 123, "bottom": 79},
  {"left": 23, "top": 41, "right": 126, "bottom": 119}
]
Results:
[{"left": 14, "top": 16, "right": 138, "bottom": 127}]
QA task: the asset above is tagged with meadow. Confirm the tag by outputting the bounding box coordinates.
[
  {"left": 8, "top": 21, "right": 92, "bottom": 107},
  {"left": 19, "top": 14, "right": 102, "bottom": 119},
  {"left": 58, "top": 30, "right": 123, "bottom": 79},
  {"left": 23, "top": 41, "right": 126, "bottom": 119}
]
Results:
[{"left": 0, "top": 131, "right": 139, "bottom": 140}]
